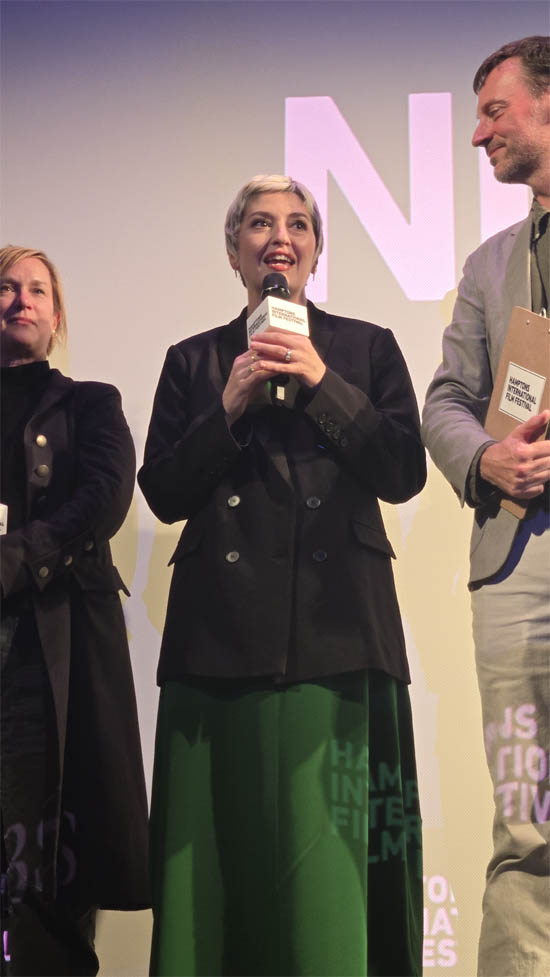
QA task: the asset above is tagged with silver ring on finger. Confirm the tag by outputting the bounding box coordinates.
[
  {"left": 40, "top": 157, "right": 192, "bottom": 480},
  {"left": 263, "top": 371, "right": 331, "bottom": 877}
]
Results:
[{"left": 284, "top": 348, "right": 292, "bottom": 363}]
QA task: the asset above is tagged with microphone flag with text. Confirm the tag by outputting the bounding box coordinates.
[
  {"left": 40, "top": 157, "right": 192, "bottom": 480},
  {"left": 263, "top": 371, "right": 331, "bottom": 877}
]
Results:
[
  {"left": 246, "top": 274, "right": 309, "bottom": 405},
  {"left": 246, "top": 274, "right": 309, "bottom": 345}
]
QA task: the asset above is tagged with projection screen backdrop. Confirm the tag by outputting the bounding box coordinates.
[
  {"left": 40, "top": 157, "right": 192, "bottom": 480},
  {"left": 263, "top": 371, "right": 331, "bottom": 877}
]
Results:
[{"left": 2, "top": 2, "right": 548, "bottom": 974}]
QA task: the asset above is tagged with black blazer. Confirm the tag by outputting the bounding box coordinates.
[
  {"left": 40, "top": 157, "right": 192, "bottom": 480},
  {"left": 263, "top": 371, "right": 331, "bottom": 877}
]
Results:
[
  {"left": 139, "top": 303, "right": 426, "bottom": 685},
  {"left": 1, "top": 369, "right": 149, "bottom": 908}
]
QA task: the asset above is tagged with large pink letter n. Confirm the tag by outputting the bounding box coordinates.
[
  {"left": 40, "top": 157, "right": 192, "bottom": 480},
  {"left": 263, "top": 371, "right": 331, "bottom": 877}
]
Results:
[{"left": 285, "top": 95, "right": 455, "bottom": 303}]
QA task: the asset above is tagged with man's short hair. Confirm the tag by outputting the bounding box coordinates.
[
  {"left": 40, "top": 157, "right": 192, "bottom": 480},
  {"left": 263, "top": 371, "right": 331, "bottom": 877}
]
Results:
[{"left": 473, "top": 35, "right": 550, "bottom": 96}]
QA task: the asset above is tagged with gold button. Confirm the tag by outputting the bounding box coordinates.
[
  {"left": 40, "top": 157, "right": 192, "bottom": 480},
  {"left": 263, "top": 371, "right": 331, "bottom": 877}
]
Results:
[
  {"left": 35, "top": 464, "right": 50, "bottom": 478},
  {"left": 227, "top": 495, "right": 241, "bottom": 508},
  {"left": 84, "top": 541, "right": 94, "bottom": 552},
  {"left": 225, "top": 551, "right": 240, "bottom": 563},
  {"left": 36, "top": 434, "right": 48, "bottom": 447},
  {"left": 38, "top": 566, "right": 49, "bottom": 578},
  {"left": 63, "top": 555, "right": 73, "bottom": 566}
]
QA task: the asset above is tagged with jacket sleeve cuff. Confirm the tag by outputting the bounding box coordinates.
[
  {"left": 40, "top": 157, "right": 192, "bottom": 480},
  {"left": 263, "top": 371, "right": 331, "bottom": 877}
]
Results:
[{"left": 466, "top": 441, "right": 500, "bottom": 507}]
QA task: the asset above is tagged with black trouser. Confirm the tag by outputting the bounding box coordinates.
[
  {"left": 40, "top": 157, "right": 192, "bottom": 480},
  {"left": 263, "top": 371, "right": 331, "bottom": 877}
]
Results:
[
  {"left": 1, "top": 605, "right": 99, "bottom": 977},
  {"left": 2, "top": 893, "right": 98, "bottom": 977}
]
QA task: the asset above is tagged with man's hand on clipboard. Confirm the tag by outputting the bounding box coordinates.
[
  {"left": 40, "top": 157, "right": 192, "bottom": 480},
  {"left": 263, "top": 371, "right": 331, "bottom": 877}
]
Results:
[{"left": 480, "top": 409, "right": 550, "bottom": 499}]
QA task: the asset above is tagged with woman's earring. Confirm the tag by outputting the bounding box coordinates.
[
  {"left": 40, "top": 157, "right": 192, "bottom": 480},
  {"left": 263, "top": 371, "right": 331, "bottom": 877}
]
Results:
[{"left": 234, "top": 269, "right": 239, "bottom": 278}]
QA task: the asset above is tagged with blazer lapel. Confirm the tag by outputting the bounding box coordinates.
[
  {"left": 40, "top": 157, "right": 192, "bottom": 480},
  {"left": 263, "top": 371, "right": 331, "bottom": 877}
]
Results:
[
  {"left": 503, "top": 218, "right": 531, "bottom": 316},
  {"left": 218, "top": 309, "right": 248, "bottom": 384},
  {"left": 24, "top": 370, "right": 75, "bottom": 512},
  {"left": 308, "top": 302, "right": 335, "bottom": 363},
  {"left": 31, "top": 368, "right": 74, "bottom": 416}
]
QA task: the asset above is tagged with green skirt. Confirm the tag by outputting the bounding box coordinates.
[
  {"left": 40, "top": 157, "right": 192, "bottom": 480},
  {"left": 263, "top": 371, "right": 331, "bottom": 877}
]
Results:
[{"left": 149, "top": 671, "right": 422, "bottom": 977}]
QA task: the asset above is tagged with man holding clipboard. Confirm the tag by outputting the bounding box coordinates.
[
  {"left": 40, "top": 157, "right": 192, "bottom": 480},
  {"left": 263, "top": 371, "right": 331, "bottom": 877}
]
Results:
[{"left": 422, "top": 36, "right": 549, "bottom": 977}]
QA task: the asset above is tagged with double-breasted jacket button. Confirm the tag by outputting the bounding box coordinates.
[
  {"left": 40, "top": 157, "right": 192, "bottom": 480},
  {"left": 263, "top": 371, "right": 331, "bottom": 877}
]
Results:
[
  {"left": 331, "top": 425, "right": 341, "bottom": 440},
  {"left": 325, "top": 420, "right": 335, "bottom": 435},
  {"left": 306, "top": 496, "right": 321, "bottom": 509},
  {"left": 312, "top": 549, "right": 328, "bottom": 562},
  {"left": 84, "top": 540, "right": 94, "bottom": 552},
  {"left": 35, "top": 464, "right": 50, "bottom": 478},
  {"left": 38, "top": 566, "right": 49, "bottom": 579},
  {"left": 225, "top": 550, "right": 240, "bottom": 563},
  {"left": 35, "top": 434, "right": 48, "bottom": 448},
  {"left": 63, "top": 555, "right": 73, "bottom": 566},
  {"left": 317, "top": 413, "right": 327, "bottom": 429},
  {"left": 227, "top": 495, "right": 241, "bottom": 508}
]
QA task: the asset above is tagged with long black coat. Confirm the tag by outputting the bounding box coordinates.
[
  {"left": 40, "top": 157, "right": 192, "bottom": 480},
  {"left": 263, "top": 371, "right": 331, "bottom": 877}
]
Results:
[
  {"left": 1, "top": 368, "right": 149, "bottom": 908},
  {"left": 139, "top": 303, "right": 426, "bottom": 686}
]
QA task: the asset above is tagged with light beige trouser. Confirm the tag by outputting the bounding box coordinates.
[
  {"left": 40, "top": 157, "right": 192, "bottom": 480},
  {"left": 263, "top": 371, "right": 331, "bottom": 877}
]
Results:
[{"left": 471, "top": 505, "right": 550, "bottom": 977}]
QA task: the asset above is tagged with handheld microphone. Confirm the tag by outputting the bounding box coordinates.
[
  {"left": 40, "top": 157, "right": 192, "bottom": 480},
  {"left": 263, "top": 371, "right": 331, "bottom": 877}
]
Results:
[
  {"left": 263, "top": 275, "right": 291, "bottom": 402},
  {"left": 261, "top": 272, "right": 290, "bottom": 301},
  {"left": 245, "top": 274, "right": 310, "bottom": 406}
]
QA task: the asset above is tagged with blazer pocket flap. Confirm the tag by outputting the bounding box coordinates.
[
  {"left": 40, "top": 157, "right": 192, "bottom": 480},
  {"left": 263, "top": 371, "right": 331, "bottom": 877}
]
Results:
[
  {"left": 169, "top": 523, "right": 203, "bottom": 566},
  {"left": 352, "top": 519, "right": 396, "bottom": 558}
]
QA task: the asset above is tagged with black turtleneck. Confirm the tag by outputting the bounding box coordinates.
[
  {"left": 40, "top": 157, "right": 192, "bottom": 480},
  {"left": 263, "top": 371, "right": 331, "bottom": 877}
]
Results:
[{"left": 1, "top": 360, "right": 51, "bottom": 533}]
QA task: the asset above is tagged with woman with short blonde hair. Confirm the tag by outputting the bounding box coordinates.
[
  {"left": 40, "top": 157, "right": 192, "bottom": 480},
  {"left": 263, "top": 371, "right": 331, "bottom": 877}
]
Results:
[{"left": 140, "top": 175, "right": 426, "bottom": 977}]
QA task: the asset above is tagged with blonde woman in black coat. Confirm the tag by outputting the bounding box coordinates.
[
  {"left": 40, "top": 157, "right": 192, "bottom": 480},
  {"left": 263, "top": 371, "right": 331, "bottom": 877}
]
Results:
[
  {"left": 0, "top": 246, "right": 149, "bottom": 976},
  {"left": 139, "top": 176, "right": 426, "bottom": 977}
]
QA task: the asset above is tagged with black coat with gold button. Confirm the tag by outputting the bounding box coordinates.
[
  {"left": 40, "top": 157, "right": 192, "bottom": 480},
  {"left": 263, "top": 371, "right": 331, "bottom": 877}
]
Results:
[
  {"left": 139, "top": 303, "right": 426, "bottom": 686},
  {"left": 1, "top": 368, "right": 149, "bottom": 908}
]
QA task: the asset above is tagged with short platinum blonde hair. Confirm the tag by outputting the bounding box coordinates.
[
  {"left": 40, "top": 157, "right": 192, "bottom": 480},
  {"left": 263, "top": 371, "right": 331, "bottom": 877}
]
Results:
[
  {"left": 0, "top": 245, "right": 67, "bottom": 353},
  {"left": 225, "top": 174, "right": 324, "bottom": 265}
]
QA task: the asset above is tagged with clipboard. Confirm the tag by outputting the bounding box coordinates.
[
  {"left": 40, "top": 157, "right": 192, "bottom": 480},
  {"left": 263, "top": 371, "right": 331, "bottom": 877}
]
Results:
[{"left": 484, "top": 306, "right": 550, "bottom": 519}]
